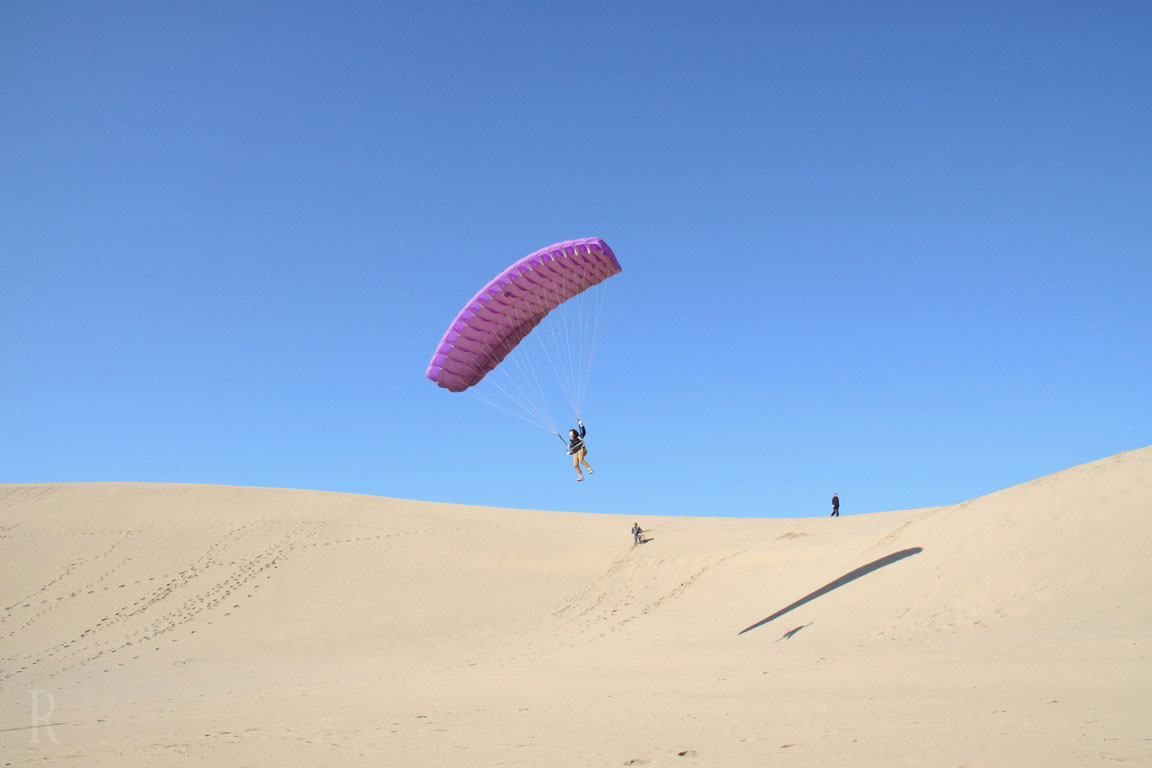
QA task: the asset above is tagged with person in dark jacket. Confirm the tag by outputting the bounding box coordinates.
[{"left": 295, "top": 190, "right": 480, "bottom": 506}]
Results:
[
  {"left": 631, "top": 522, "right": 643, "bottom": 545},
  {"left": 567, "top": 419, "right": 594, "bottom": 481},
  {"left": 831, "top": 493, "right": 840, "bottom": 517}
]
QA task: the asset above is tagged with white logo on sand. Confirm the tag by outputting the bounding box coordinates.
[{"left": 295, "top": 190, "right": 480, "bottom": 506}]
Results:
[{"left": 30, "top": 690, "right": 58, "bottom": 744}]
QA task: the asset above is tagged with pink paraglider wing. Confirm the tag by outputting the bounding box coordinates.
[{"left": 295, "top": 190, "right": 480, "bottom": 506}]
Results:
[{"left": 425, "top": 237, "right": 621, "bottom": 392}]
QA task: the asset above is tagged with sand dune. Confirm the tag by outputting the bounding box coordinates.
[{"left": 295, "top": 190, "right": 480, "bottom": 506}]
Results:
[{"left": 2, "top": 446, "right": 1150, "bottom": 766}]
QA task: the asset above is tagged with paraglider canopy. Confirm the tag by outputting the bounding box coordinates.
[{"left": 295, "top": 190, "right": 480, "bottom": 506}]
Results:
[{"left": 426, "top": 237, "right": 621, "bottom": 393}]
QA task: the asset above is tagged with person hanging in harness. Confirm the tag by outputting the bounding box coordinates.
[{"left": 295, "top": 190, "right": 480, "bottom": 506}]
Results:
[{"left": 566, "top": 420, "right": 594, "bottom": 481}]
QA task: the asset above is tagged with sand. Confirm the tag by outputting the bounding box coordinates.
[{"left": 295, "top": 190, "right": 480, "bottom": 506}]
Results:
[{"left": 2, "top": 446, "right": 1150, "bottom": 766}]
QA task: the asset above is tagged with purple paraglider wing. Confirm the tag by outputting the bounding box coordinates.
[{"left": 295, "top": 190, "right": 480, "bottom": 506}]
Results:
[{"left": 426, "top": 237, "right": 621, "bottom": 392}]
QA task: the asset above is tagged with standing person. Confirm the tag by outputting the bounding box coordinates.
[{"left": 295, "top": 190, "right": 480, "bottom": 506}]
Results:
[
  {"left": 566, "top": 419, "right": 593, "bottom": 481},
  {"left": 631, "top": 522, "right": 643, "bottom": 545},
  {"left": 831, "top": 492, "right": 840, "bottom": 517}
]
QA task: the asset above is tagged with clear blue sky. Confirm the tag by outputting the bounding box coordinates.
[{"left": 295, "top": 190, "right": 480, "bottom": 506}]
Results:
[{"left": 2, "top": 1, "right": 1149, "bottom": 517}]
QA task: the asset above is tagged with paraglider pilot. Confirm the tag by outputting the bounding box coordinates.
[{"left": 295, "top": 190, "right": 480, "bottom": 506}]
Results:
[{"left": 567, "top": 420, "right": 594, "bottom": 481}]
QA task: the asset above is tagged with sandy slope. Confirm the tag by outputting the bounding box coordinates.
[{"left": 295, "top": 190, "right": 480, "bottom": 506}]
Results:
[{"left": 2, "top": 447, "right": 1150, "bottom": 767}]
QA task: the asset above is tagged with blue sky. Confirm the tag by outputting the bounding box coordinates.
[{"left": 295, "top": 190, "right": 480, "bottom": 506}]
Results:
[{"left": 2, "top": 1, "right": 1149, "bottom": 517}]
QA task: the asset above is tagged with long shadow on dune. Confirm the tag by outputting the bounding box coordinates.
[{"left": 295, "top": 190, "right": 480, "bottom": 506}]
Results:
[{"left": 738, "top": 547, "right": 923, "bottom": 635}]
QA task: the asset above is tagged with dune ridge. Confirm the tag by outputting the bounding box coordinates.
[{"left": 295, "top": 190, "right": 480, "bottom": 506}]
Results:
[{"left": 2, "top": 446, "right": 1150, "bottom": 766}]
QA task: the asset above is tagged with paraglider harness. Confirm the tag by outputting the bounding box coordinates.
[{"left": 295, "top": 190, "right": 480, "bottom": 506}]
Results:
[{"left": 565, "top": 423, "right": 587, "bottom": 456}]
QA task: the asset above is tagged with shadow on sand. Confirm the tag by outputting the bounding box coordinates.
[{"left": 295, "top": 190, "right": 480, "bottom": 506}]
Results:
[
  {"left": 774, "top": 622, "right": 812, "bottom": 643},
  {"left": 738, "top": 547, "right": 923, "bottom": 635}
]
